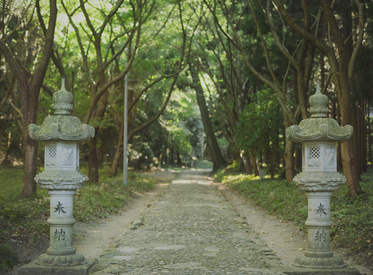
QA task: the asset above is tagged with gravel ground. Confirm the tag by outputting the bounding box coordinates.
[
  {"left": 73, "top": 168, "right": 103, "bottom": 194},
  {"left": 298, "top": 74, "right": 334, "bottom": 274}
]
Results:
[{"left": 89, "top": 170, "right": 288, "bottom": 275}]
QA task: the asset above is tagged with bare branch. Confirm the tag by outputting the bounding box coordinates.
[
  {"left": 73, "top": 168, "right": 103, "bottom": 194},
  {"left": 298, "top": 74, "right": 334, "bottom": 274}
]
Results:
[
  {"left": 7, "top": 99, "right": 23, "bottom": 122},
  {"left": 348, "top": 0, "right": 364, "bottom": 83},
  {"left": 0, "top": 76, "right": 14, "bottom": 112}
]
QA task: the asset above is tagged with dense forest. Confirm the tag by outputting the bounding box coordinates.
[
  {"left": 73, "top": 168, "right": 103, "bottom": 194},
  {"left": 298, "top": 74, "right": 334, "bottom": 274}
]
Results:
[{"left": 1, "top": 0, "right": 372, "bottom": 197}]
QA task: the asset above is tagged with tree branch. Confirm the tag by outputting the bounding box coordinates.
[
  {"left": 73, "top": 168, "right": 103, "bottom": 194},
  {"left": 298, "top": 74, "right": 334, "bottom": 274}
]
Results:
[
  {"left": 0, "top": 76, "right": 14, "bottom": 112},
  {"left": 272, "top": 0, "right": 332, "bottom": 58},
  {"left": 128, "top": 76, "right": 178, "bottom": 141},
  {"left": 348, "top": 0, "right": 364, "bottom": 83}
]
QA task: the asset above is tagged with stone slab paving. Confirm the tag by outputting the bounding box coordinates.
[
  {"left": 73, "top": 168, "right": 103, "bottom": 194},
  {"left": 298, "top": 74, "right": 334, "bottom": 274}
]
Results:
[
  {"left": 89, "top": 170, "right": 286, "bottom": 275},
  {"left": 88, "top": 170, "right": 360, "bottom": 275}
]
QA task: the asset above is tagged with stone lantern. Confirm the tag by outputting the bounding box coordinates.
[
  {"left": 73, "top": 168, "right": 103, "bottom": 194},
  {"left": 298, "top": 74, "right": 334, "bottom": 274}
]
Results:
[
  {"left": 286, "top": 83, "right": 353, "bottom": 268},
  {"left": 27, "top": 79, "right": 95, "bottom": 269}
]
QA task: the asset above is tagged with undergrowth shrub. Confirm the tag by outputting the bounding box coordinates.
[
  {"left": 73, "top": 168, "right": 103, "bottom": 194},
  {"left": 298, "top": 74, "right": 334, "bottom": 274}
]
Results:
[
  {"left": 74, "top": 172, "right": 156, "bottom": 222},
  {"left": 216, "top": 170, "right": 373, "bottom": 257},
  {"left": 0, "top": 168, "right": 157, "bottom": 271},
  {"left": 0, "top": 243, "right": 17, "bottom": 272},
  {"left": 218, "top": 173, "right": 307, "bottom": 230}
]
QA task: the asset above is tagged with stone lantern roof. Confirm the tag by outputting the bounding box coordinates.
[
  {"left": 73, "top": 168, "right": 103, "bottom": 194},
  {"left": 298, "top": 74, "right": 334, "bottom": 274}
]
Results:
[
  {"left": 29, "top": 79, "right": 94, "bottom": 141},
  {"left": 286, "top": 84, "right": 353, "bottom": 142}
]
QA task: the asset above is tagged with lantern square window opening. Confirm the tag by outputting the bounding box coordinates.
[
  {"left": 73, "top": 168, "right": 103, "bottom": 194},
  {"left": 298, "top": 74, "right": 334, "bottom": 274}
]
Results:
[
  {"left": 47, "top": 145, "right": 57, "bottom": 158},
  {"left": 309, "top": 146, "right": 320, "bottom": 159},
  {"left": 44, "top": 142, "right": 79, "bottom": 171},
  {"left": 303, "top": 142, "right": 337, "bottom": 172}
]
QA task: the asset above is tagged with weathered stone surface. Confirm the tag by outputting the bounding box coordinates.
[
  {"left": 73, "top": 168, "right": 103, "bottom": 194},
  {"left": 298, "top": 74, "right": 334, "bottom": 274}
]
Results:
[
  {"left": 293, "top": 171, "right": 346, "bottom": 191},
  {"left": 285, "top": 83, "right": 354, "bottom": 269},
  {"left": 17, "top": 260, "right": 95, "bottom": 275},
  {"left": 286, "top": 86, "right": 353, "bottom": 142},
  {"left": 286, "top": 118, "right": 353, "bottom": 142},
  {"left": 35, "top": 253, "right": 88, "bottom": 266},
  {"left": 35, "top": 170, "right": 88, "bottom": 190},
  {"left": 88, "top": 171, "right": 361, "bottom": 275},
  {"left": 89, "top": 171, "right": 285, "bottom": 274},
  {"left": 27, "top": 78, "right": 95, "bottom": 269},
  {"left": 28, "top": 78, "right": 94, "bottom": 142},
  {"left": 29, "top": 116, "right": 94, "bottom": 141}
]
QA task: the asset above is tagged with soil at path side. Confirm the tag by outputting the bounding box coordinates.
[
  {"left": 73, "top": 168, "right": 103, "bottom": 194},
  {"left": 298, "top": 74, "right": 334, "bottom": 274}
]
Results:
[
  {"left": 5, "top": 169, "right": 372, "bottom": 275},
  {"left": 214, "top": 179, "right": 373, "bottom": 275},
  {"left": 4, "top": 171, "right": 177, "bottom": 275}
]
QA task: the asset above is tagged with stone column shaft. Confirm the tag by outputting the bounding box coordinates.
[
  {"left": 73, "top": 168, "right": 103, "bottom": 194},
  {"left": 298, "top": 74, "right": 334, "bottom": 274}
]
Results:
[
  {"left": 286, "top": 83, "right": 353, "bottom": 269},
  {"left": 47, "top": 190, "right": 76, "bottom": 256},
  {"left": 304, "top": 192, "right": 333, "bottom": 258}
]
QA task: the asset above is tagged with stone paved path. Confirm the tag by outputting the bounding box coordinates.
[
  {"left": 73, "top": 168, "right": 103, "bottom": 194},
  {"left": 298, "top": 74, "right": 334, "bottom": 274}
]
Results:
[{"left": 89, "top": 170, "right": 287, "bottom": 275}]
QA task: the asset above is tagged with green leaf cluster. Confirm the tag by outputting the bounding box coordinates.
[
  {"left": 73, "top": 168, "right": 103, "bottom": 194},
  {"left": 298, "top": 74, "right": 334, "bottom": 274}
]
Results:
[
  {"left": 235, "top": 89, "right": 282, "bottom": 157},
  {"left": 215, "top": 168, "right": 373, "bottom": 258}
]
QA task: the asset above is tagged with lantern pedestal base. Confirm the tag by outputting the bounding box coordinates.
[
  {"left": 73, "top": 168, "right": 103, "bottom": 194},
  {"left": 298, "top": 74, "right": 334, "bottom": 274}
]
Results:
[
  {"left": 35, "top": 253, "right": 88, "bottom": 266},
  {"left": 17, "top": 259, "right": 95, "bottom": 275},
  {"left": 294, "top": 255, "right": 346, "bottom": 269}
]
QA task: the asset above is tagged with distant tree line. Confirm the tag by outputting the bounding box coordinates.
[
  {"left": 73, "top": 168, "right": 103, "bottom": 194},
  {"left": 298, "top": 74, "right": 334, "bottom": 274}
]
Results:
[{"left": 1, "top": 0, "right": 372, "bottom": 197}]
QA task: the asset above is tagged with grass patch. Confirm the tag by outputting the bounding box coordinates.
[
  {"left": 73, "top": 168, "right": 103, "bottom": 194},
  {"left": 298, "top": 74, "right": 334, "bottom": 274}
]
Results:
[
  {"left": 74, "top": 171, "right": 156, "bottom": 222},
  {"left": 0, "top": 243, "right": 17, "bottom": 273},
  {"left": 0, "top": 165, "right": 156, "bottom": 270},
  {"left": 216, "top": 170, "right": 307, "bottom": 230},
  {"left": 215, "top": 168, "right": 373, "bottom": 257}
]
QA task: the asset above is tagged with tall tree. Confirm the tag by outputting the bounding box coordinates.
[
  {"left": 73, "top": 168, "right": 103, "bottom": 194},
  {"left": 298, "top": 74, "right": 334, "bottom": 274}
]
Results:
[
  {"left": 189, "top": 63, "right": 226, "bottom": 170},
  {"left": 0, "top": 0, "right": 57, "bottom": 196},
  {"left": 108, "top": 1, "right": 195, "bottom": 176},
  {"left": 61, "top": 0, "right": 148, "bottom": 182},
  {"left": 273, "top": 0, "right": 364, "bottom": 196},
  {"left": 202, "top": 0, "right": 317, "bottom": 181}
]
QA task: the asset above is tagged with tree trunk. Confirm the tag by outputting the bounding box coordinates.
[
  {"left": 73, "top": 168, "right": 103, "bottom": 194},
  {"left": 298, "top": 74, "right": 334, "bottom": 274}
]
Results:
[
  {"left": 339, "top": 82, "right": 362, "bottom": 196},
  {"left": 363, "top": 102, "right": 368, "bottom": 172},
  {"left": 251, "top": 155, "right": 259, "bottom": 176},
  {"left": 111, "top": 148, "right": 123, "bottom": 177},
  {"left": 294, "top": 145, "right": 302, "bottom": 170},
  {"left": 272, "top": 120, "right": 281, "bottom": 169},
  {"left": 88, "top": 90, "right": 108, "bottom": 182},
  {"left": 110, "top": 119, "right": 124, "bottom": 177},
  {"left": 272, "top": 0, "right": 364, "bottom": 195},
  {"left": 176, "top": 150, "right": 182, "bottom": 165},
  {"left": 0, "top": 0, "right": 57, "bottom": 197},
  {"left": 243, "top": 151, "right": 252, "bottom": 174},
  {"left": 368, "top": 102, "right": 371, "bottom": 163},
  {"left": 232, "top": 149, "right": 245, "bottom": 172},
  {"left": 358, "top": 99, "right": 367, "bottom": 173},
  {"left": 341, "top": 140, "right": 362, "bottom": 196},
  {"left": 169, "top": 147, "right": 174, "bottom": 166},
  {"left": 22, "top": 134, "right": 38, "bottom": 196},
  {"left": 283, "top": 113, "right": 295, "bottom": 182},
  {"left": 335, "top": 102, "right": 343, "bottom": 171},
  {"left": 88, "top": 133, "right": 99, "bottom": 182},
  {"left": 265, "top": 150, "right": 275, "bottom": 179},
  {"left": 284, "top": 138, "right": 295, "bottom": 183},
  {"left": 189, "top": 63, "right": 226, "bottom": 170},
  {"left": 157, "top": 153, "right": 162, "bottom": 168},
  {"left": 109, "top": 142, "right": 123, "bottom": 177}
]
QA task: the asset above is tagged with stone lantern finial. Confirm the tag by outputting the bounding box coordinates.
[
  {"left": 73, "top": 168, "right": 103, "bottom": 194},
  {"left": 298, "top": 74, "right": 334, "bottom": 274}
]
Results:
[
  {"left": 53, "top": 78, "right": 74, "bottom": 115},
  {"left": 308, "top": 81, "right": 328, "bottom": 118}
]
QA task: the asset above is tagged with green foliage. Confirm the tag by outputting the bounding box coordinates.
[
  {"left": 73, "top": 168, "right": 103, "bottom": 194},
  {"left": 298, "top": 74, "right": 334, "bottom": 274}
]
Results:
[
  {"left": 236, "top": 89, "right": 282, "bottom": 158},
  {"left": 331, "top": 193, "right": 373, "bottom": 253},
  {"left": 0, "top": 166, "right": 156, "bottom": 269},
  {"left": 74, "top": 171, "right": 156, "bottom": 222},
  {"left": 130, "top": 83, "right": 203, "bottom": 165},
  {"left": 217, "top": 172, "right": 307, "bottom": 229},
  {"left": 0, "top": 243, "right": 17, "bottom": 272},
  {"left": 215, "top": 169, "right": 373, "bottom": 256},
  {"left": 225, "top": 160, "right": 242, "bottom": 172}
]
